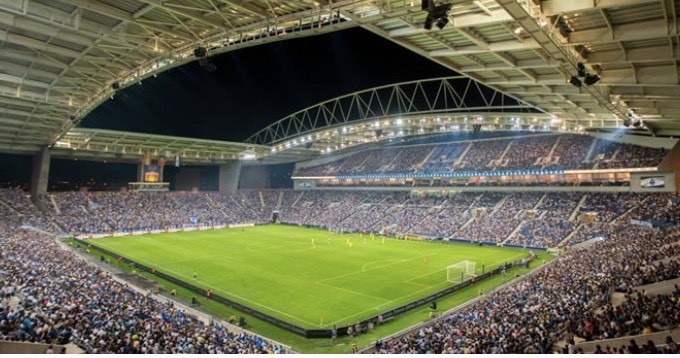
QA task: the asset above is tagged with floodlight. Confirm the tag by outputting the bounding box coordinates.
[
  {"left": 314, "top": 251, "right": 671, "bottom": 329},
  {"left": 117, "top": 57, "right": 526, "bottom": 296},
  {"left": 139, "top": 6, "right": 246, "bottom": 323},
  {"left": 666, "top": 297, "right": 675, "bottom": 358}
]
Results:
[
  {"left": 436, "top": 16, "right": 449, "bottom": 29},
  {"left": 193, "top": 47, "right": 207, "bottom": 58},
  {"left": 424, "top": 16, "right": 433, "bottom": 30},
  {"left": 577, "top": 62, "right": 586, "bottom": 77},
  {"left": 584, "top": 74, "right": 600, "bottom": 86}
]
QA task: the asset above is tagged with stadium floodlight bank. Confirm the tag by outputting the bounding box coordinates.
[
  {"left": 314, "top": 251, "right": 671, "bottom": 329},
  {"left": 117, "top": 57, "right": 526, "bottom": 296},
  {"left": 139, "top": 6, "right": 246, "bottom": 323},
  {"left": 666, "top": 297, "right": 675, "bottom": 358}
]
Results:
[{"left": 446, "top": 260, "right": 477, "bottom": 284}]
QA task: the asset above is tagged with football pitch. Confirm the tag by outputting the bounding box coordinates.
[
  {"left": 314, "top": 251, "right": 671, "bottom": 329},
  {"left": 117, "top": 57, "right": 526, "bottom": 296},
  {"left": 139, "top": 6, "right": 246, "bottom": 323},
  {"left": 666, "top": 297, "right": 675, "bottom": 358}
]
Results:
[{"left": 90, "top": 225, "right": 530, "bottom": 329}]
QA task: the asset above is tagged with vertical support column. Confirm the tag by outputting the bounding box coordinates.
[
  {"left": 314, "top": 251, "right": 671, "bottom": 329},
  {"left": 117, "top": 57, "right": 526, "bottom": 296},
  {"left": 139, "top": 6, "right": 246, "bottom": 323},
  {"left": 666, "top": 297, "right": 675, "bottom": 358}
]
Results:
[
  {"left": 219, "top": 160, "right": 242, "bottom": 193},
  {"left": 137, "top": 161, "right": 144, "bottom": 182},
  {"left": 656, "top": 140, "right": 680, "bottom": 193},
  {"left": 30, "top": 146, "right": 50, "bottom": 196}
]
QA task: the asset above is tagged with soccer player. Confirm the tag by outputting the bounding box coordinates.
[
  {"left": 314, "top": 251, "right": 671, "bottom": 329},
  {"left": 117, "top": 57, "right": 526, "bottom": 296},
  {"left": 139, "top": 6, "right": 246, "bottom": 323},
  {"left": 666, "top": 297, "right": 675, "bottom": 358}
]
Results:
[
  {"left": 381, "top": 237, "right": 385, "bottom": 244},
  {"left": 311, "top": 238, "right": 316, "bottom": 248},
  {"left": 331, "top": 325, "right": 337, "bottom": 345}
]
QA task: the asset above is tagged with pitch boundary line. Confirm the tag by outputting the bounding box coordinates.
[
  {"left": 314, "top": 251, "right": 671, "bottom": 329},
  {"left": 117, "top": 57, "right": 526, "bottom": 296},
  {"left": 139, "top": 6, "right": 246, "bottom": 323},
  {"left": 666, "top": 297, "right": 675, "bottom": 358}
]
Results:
[
  {"left": 328, "top": 251, "right": 536, "bottom": 326},
  {"left": 92, "top": 240, "right": 318, "bottom": 327},
  {"left": 326, "top": 281, "right": 446, "bottom": 326},
  {"left": 159, "top": 266, "right": 319, "bottom": 327}
]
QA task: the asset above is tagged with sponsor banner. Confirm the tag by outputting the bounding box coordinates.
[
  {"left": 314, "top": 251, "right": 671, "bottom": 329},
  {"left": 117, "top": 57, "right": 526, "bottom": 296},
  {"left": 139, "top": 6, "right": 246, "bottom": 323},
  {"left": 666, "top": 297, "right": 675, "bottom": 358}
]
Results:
[
  {"left": 76, "top": 224, "right": 255, "bottom": 240},
  {"left": 630, "top": 219, "right": 654, "bottom": 228},
  {"left": 229, "top": 223, "right": 255, "bottom": 228},
  {"left": 640, "top": 176, "right": 665, "bottom": 188}
]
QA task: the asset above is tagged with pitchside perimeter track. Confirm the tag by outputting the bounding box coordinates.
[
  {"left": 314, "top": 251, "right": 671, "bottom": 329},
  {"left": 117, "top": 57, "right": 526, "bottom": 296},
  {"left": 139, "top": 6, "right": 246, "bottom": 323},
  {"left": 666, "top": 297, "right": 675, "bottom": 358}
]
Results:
[{"left": 89, "top": 225, "right": 529, "bottom": 328}]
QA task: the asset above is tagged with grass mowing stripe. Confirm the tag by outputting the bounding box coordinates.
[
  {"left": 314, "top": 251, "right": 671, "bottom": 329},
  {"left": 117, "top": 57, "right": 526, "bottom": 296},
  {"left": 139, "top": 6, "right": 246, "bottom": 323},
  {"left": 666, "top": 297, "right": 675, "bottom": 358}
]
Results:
[
  {"left": 90, "top": 225, "right": 534, "bottom": 330},
  {"left": 158, "top": 266, "right": 320, "bottom": 327}
]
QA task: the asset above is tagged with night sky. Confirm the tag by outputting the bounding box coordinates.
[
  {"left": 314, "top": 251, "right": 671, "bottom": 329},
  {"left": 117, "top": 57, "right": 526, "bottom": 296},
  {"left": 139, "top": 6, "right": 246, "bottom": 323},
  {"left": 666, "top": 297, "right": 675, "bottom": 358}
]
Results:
[
  {"left": 81, "top": 27, "right": 454, "bottom": 142},
  {"left": 1, "top": 27, "right": 455, "bottom": 187}
]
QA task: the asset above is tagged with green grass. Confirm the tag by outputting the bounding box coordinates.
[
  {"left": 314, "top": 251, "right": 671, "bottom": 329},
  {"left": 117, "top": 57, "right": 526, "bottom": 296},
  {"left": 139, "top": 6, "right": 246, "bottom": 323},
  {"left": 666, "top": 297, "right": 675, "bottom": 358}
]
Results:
[{"left": 85, "top": 225, "right": 550, "bottom": 353}]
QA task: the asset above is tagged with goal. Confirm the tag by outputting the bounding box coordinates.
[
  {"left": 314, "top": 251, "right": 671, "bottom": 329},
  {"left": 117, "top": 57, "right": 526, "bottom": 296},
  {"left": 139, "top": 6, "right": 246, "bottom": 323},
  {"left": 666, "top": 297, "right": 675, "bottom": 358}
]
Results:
[{"left": 446, "top": 260, "right": 477, "bottom": 284}]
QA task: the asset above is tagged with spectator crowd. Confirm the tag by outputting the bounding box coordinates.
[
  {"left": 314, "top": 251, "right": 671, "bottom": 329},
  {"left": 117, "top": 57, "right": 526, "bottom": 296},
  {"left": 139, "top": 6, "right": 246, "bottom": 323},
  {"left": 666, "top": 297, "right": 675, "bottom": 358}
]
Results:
[
  {"left": 2, "top": 184, "right": 680, "bottom": 353},
  {"left": 295, "top": 133, "right": 667, "bottom": 177}
]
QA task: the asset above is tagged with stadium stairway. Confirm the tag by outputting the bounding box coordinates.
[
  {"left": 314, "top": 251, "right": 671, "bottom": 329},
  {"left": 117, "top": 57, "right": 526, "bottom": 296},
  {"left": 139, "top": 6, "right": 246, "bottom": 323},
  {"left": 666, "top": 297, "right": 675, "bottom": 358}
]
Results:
[
  {"left": 583, "top": 138, "right": 599, "bottom": 164},
  {"left": 569, "top": 195, "right": 588, "bottom": 222},
  {"left": 546, "top": 136, "right": 561, "bottom": 162},
  {"left": 29, "top": 196, "right": 67, "bottom": 234},
  {"left": 290, "top": 191, "right": 305, "bottom": 207},
  {"left": 567, "top": 327, "right": 680, "bottom": 353},
  {"left": 501, "top": 222, "right": 524, "bottom": 246},
  {"left": 610, "top": 206, "right": 636, "bottom": 224},
  {"left": 23, "top": 225, "right": 59, "bottom": 238},
  {"left": 452, "top": 142, "right": 472, "bottom": 168},
  {"left": 48, "top": 195, "right": 61, "bottom": 215},
  {"left": 495, "top": 141, "right": 514, "bottom": 170},
  {"left": 258, "top": 191, "right": 265, "bottom": 208},
  {"left": 556, "top": 223, "right": 584, "bottom": 248},
  {"left": 634, "top": 277, "right": 680, "bottom": 297},
  {"left": 0, "top": 198, "right": 20, "bottom": 215},
  {"left": 205, "top": 194, "right": 229, "bottom": 217},
  {"left": 532, "top": 194, "right": 547, "bottom": 210},
  {"left": 457, "top": 212, "right": 478, "bottom": 232},
  {"left": 276, "top": 191, "right": 284, "bottom": 209}
]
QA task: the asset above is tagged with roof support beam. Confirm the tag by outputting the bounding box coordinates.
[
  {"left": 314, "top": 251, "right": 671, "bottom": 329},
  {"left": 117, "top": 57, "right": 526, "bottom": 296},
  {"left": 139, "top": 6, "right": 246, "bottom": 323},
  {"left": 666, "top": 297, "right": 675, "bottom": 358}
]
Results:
[
  {"left": 138, "top": 0, "right": 228, "bottom": 30},
  {"left": 430, "top": 39, "right": 541, "bottom": 57},
  {"left": 587, "top": 44, "right": 678, "bottom": 64},
  {"left": 0, "top": 30, "right": 81, "bottom": 59},
  {"left": 568, "top": 19, "right": 679, "bottom": 45},
  {"left": 60, "top": 0, "right": 195, "bottom": 41},
  {"left": 541, "top": 0, "right": 660, "bottom": 16},
  {"left": 601, "top": 65, "right": 680, "bottom": 86},
  {"left": 387, "top": 8, "right": 513, "bottom": 38}
]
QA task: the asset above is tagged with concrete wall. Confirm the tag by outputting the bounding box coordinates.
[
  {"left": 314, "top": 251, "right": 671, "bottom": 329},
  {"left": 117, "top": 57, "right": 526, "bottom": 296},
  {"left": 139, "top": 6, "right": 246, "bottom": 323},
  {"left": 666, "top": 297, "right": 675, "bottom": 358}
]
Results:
[
  {"left": 0, "top": 341, "right": 68, "bottom": 354},
  {"left": 630, "top": 172, "right": 676, "bottom": 192},
  {"left": 175, "top": 168, "right": 202, "bottom": 191},
  {"left": 656, "top": 139, "right": 680, "bottom": 192},
  {"left": 30, "top": 146, "right": 50, "bottom": 196},
  {"left": 588, "top": 132, "right": 678, "bottom": 149},
  {"left": 219, "top": 160, "right": 241, "bottom": 193}
]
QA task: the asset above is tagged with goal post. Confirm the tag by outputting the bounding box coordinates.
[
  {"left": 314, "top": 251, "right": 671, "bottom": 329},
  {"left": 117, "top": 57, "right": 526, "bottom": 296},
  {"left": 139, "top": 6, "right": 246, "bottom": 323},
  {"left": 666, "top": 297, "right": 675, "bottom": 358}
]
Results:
[{"left": 446, "top": 260, "right": 477, "bottom": 284}]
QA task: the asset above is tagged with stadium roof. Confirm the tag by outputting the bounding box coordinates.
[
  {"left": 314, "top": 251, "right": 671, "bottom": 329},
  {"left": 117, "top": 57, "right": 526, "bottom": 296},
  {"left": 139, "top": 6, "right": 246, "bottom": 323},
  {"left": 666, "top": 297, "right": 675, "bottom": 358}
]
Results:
[
  {"left": 51, "top": 128, "right": 275, "bottom": 165},
  {"left": 0, "top": 0, "right": 678, "bottom": 163}
]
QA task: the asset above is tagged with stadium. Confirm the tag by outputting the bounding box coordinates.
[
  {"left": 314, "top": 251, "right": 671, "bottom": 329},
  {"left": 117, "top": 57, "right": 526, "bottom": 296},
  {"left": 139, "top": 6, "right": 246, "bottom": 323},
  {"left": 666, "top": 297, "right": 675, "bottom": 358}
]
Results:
[{"left": 1, "top": 0, "right": 680, "bottom": 355}]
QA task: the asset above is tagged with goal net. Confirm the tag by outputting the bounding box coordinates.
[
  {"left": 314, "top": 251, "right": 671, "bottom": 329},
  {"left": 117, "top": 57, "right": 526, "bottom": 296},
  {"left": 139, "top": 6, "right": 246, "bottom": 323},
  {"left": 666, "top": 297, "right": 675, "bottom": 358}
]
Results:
[{"left": 446, "top": 260, "right": 477, "bottom": 284}]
